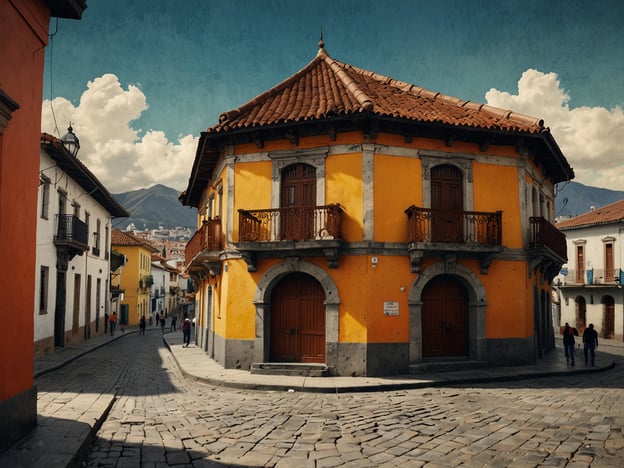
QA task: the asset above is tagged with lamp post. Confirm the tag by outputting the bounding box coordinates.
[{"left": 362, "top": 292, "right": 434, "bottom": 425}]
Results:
[{"left": 61, "top": 123, "right": 80, "bottom": 156}]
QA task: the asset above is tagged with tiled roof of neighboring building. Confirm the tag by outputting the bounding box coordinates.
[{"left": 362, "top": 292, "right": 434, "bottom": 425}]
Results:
[
  {"left": 112, "top": 229, "right": 159, "bottom": 252},
  {"left": 210, "top": 42, "right": 545, "bottom": 136},
  {"left": 556, "top": 199, "right": 624, "bottom": 230}
]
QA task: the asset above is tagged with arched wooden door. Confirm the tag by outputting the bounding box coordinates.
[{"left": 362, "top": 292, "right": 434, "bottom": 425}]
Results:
[
  {"left": 422, "top": 275, "right": 469, "bottom": 357},
  {"left": 603, "top": 296, "right": 615, "bottom": 339},
  {"left": 280, "top": 163, "right": 316, "bottom": 240},
  {"left": 270, "top": 273, "right": 325, "bottom": 363},
  {"left": 431, "top": 165, "right": 463, "bottom": 243}
]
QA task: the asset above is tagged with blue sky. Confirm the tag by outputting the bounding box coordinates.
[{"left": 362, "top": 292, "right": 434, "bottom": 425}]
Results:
[{"left": 42, "top": 0, "right": 624, "bottom": 192}]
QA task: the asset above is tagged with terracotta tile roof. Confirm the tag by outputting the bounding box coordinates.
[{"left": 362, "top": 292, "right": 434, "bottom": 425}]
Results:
[
  {"left": 111, "top": 229, "right": 159, "bottom": 252},
  {"left": 209, "top": 43, "right": 545, "bottom": 136},
  {"left": 556, "top": 199, "right": 624, "bottom": 230},
  {"left": 181, "top": 42, "right": 574, "bottom": 208}
]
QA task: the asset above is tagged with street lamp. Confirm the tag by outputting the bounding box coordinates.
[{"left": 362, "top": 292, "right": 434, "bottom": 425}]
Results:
[{"left": 61, "top": 123, "right": 80, "bottom": 156}]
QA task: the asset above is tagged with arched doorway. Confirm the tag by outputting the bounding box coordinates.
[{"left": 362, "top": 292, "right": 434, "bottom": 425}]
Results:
[
  {"left": 270, "top": 272, "right": 326, "bottom": 363},
  {"left": 575, "top": 296, "right": 586, "bottom": 333},
  {"left": 280, "top": 163, "right": 316, "bottom": 240},
  {"left": 602, "top": 296, "right": 615, "bottom": 339},
  {"left": 421, "top": 274, "right": 469, "bottom": 357},
  {"left": 431, "top": 164, "right": 463, "bottom": 243}
]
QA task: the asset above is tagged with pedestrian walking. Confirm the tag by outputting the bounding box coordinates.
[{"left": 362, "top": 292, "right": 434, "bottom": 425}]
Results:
[
  {"left": 160, "top": 312, "right": 166, "bottom": 333},
  {"left": 170, "top": 313, "right": 177, "bottom": 331},
  {"left": 181, "top": 314, "right": 191, "bottom": 347},
  {"left": 139, "top": 315, "right": 146, "bottom": 335},
  {"left": 583, "top": 323, "right": 598, "bottom": 366},
  {"left": 563, "top": 322, "right": 578, "bottom": 365},
  {"left": 109, "top": 312, "right": 117, "bottom": 337}
]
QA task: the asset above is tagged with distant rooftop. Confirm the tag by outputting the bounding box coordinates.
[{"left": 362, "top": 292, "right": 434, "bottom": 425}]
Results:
[{"left": 557, "top": 199, "right": 624, "bottom": 230}]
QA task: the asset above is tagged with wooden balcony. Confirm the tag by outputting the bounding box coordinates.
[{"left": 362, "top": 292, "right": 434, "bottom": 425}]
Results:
[
  {"left": 185, "top": 218, "right": 222, "bottom": 278},
  {"left": 236, "top": 204, "right": 343, "bottom": 271},
  {"left": 404, "top": 206, "right": 503, "bottom": 273},
  {"left": 53, "top": 214, "right": 89, "bottom": 265},
  {"left": 528, "top": 217, "right": 567, "bottom": 281}
]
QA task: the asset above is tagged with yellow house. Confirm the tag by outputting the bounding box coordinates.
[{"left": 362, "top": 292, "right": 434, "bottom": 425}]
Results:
[
  {"left": 181, "top": 42, "right": 574, "bottom": 376},
  {"left": 111, "top": 229, "right": 158, "bottom": 326}
]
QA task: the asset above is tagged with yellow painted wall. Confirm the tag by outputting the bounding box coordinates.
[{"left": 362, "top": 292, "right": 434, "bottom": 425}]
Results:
[
  {"left": 374, "top": 154, "right": 422, "bottom": 242},
  {"left": 326, "top": 153, "right": 363, "bottom": 241},
  {"left": 473, "top": 162, "right": 523, "bottom": 248},
  {"left": 233, "top": 161, "right": 272, "bottom": 240},
  {"left": 471, "top": 259, "right": 531, "bottom": 338}
]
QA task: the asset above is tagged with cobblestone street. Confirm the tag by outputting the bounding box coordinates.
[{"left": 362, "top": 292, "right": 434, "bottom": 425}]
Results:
[{"left": 32, "top": 332, "right": 624, "bottom": 467}]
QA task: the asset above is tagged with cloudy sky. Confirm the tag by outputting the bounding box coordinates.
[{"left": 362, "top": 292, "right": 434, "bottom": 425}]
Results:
[{"left": 42, "top": 0, "right": 624, "bottom": 194}]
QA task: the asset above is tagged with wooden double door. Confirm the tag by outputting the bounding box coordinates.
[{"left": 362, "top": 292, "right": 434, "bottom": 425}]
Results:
[
  {"left": 270, "top": 273, "right": 326, "bottom": 363},
  {"left": 422, "top": 275, "right": 469, "bottom": 357}
]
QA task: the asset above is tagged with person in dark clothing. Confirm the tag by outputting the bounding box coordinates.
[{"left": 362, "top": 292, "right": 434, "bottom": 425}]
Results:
[
  {"left": 160, "top": 312, "right": 165, "bottom": 333},
  {"left": 139, "top": 315, "right": 146, "bottom": 335},
  {"left": 181, "top": 314, "right": 191, "bottom": 347},
  {"left": 563, "top": 322, "right": 578, "bottom": 366},
  {"left": 583, "top": 323, "right": 598, "bottom": 366}
]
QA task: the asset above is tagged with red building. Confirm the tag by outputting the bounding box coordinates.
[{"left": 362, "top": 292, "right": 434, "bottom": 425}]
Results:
[{"left": 0, "top": 0, "right": 87, "bottom": 452}]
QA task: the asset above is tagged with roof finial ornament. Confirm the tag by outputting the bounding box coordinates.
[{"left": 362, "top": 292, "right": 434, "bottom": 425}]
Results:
[{"left": 317, "top": 27, "right": 327, "bottom": 58}]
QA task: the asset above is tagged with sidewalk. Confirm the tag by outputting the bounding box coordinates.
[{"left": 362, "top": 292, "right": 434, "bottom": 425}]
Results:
[
  {"left": 2, "top": 328, "right": 619, "bottom": 467},
  {"left": 163, "top": 332, "right": 619, "bottom": 393}
]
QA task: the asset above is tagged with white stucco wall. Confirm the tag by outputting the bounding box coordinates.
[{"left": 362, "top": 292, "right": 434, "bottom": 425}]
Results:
[
  {"left": 35, "top": 150, "right": 114, "bottom": 343},
  {"left": 555, "top": 221, "right": 624, "bottom": 341}
]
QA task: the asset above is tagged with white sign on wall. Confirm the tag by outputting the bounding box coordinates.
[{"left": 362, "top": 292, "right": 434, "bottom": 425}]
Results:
[{"left": 384, "top": 301, "right": 399, "bottom": 316}]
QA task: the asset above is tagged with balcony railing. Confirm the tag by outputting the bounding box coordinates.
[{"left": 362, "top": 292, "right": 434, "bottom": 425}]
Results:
[
  {"left": 185, "top": 218, "right": 222, "bottom": 266},
  {"left": 405, "top": 206, "right": 502, "bottom": 245},
  {"left": 563, "top": 268, "right": 622, "bottom": 285},
  {"left": 529, "top": 217, "right": 567, "bottom": 260},
  {"left": 238, "top": 204, "right": 342, "bottom": 242},
  {"left": 54, "top": 214, "right": 89, "bottom": 247}
]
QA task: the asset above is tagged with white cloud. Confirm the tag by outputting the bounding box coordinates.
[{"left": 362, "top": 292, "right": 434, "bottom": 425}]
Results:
[
  {"left": 42, "top": 74, "right": 197, "bottom": 193},
  {"left": 486, "top": 69, "right": 624, "bottom": 190}
]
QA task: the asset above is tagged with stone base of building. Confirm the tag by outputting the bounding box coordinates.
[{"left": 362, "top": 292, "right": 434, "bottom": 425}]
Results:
[
  {"left": 486, "top": 337, "right": 536, "bottom": 366},
  {"left": 0, "top": 386, "right": 37, "bottom": 453},
  {"left": 34, "top": 321, "right": 108, "bottom": 359},
  {"left": 210, "top": 336, "right": 541, "bottom": 377},
  {"left": 34, "top": 335, "right": 55, "bottom": 359}
]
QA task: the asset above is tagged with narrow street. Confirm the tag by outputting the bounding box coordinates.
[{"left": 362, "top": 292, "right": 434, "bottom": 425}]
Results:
[{"left": 33, "top": 331, "right": 624, "bottom": 467}]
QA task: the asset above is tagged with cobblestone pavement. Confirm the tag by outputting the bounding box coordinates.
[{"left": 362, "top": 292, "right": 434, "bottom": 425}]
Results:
[{"left": 33, "top": 333, "right": 624, "bottom": 468}]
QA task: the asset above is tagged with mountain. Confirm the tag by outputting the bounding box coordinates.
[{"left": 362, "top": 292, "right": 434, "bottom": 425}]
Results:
[
  {"left": 113, "top": 184, "right": 197, "bottom": 230},
  {"left": 556, "top": 181, "right": 624, "bottom": 219}
]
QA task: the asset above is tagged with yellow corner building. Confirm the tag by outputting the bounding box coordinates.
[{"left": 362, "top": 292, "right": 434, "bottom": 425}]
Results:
[{"left": 181, "top": 42, "right": 574, "bottom": 376}]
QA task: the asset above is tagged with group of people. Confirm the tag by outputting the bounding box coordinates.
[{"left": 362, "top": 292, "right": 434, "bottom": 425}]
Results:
[
  {"left": 562, "top": 322, "right": 598, "bottom": 366},
  {"left": 109, "top": 310, "right": 192, "bottom": 347}
]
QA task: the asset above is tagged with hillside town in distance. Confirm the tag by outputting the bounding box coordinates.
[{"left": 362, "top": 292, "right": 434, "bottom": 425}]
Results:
[{"left": 125, "top": 225, "right": 195, "bottom": 325}]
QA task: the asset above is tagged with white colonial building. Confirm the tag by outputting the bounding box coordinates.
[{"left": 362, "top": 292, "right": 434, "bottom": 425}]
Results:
[
  {"left": 35, "top": 132, "right": 128, "bottom": 357},
  {"left": 555, "top": 200, "right": 624, "bottom": 341}
]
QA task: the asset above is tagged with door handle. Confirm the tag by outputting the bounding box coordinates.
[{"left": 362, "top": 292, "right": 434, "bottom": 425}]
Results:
[{"left": 289, "top": 328, "right": 297, "bottom": 335}]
